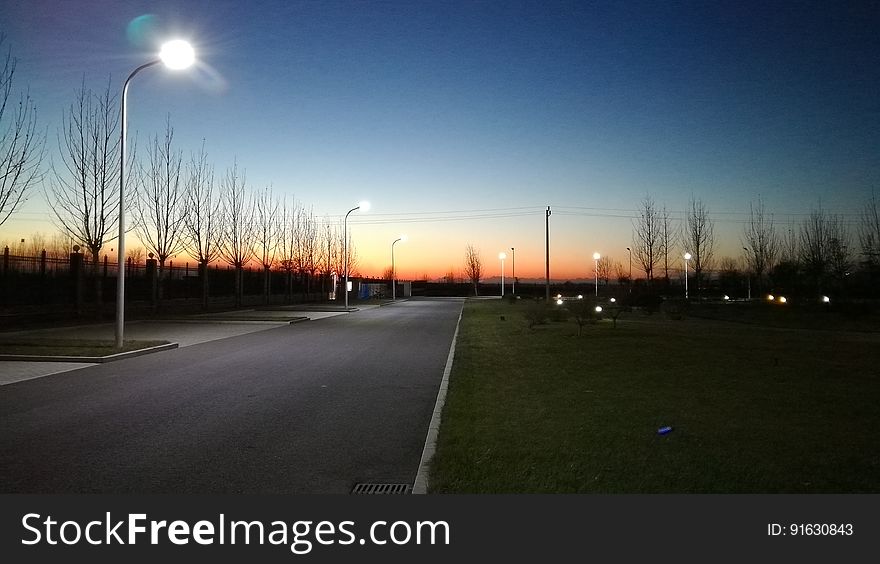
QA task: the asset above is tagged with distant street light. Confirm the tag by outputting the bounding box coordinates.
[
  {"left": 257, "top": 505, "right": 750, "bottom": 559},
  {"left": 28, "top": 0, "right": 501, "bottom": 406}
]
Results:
[
  {"left": 499, "top": 252, "right": 507, "bottom": 297},
  {"left": 593, "top": 252, "right": 601, "bottom": 297},
  {"left": 626, "top": 247, "right": 632, "bottom": 293},
  {"left": 510, "top": 247, "right": 516, "bottom": 296},
  {"left": 742, "top": 246, "right": 751, "bottom": 300},
  {"left": 116, "top": 39, "right": 196, "bottom": 348},
  {"left": 391, "top": 235, "right": 406, "bottom": 300},
  {"left": 545, "top": 206, "right": 551, "bottom": 301},
  {"left": 683, "top": 252, "right": 692, "bottom": 299},
  {"left": 344, "top": 201, "right": 370, "bottom": 309}
]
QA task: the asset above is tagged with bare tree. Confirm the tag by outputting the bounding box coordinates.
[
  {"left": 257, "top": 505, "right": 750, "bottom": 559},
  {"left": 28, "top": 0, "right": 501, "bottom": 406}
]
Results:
[
  {"left": 277, "top": 196, "right": 301, "bottom": 302},
  {"left": 464, "top": 244, "right": 483, "bottom": 295},
  {"left": 597, "top": 255, "right": 613, "bottom": 287},
  {"left": 300, "top": 206, "right": 320, "bottom": 295},
  {"left": 859, "top": 190, "right": 880, "bottom": 268},
  {"left": 614, "top": 261, "right": 628, "bottom": 285},
  {"left": 252, "top": 184, "right": 279, "bottom": 304},
  {"left": 780, "top": 223, "right": 799, "bottom": 264},
  {"left": 683, "top": 197, "right": 715, "bottom": 293},
  {"left": 217, "top": 160, "right": 254, "bottom": 306},
  {"left": 183, "top": 141, "right": 220, "bottom": 308},
  {"left": 742, "top": 198, "right": 778, "bottom": 291},
  {"left": 125, "top": 246, "right": 145, "bottom": 264},
  {"left": 22, "top": 232, "right": 46, "bottom": 256},
  {"left": 318, "top": 219, "right": 337, "bottom": 297},
  {"left": 0, "top": 34, "right": 44, "bottom": 225},
  {"left": 133, "top": 116, "right": 186, "bottom": 308},
  {"left": 660, "top": 206, "right": 677, "bottom": 281},
  {"left": 799, "top": 207, "right": 851, "bottom": 289},
  {"left": 48, "top": 78, "right": 127, "bottom": 315},
  {"left": 47, "top": 232, "right": 75, "bottom": 260},
  {"left": 632, "top": 195, "right": 661, "bottom": 280}
]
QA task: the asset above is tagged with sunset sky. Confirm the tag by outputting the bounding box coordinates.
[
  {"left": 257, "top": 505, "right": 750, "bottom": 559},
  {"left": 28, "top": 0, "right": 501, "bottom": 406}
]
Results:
[{"left": 0, "top": 0, "right": 877, "bottom": 281}]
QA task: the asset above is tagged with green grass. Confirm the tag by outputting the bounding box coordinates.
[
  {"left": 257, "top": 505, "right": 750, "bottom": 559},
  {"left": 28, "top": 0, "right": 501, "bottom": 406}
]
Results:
[
  {"left": 0, "top": 339, "right": 170, "bottom": 357},
  {"left": 429, "top": 299, "right": 880, "bottom": 493}
]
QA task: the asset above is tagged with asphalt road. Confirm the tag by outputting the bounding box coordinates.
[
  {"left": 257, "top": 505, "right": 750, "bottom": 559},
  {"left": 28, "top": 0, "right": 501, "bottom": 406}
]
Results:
[{"left": 0, "top": 298, "right": 464, "bottom": 493}]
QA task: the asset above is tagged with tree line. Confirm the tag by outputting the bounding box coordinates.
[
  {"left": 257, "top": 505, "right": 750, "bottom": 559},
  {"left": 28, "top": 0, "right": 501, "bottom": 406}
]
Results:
[
  {"left": 0, "top": 39, "right": 359, "bottom": 310},
  {"left": 460, "top": 193, "right": 879, "bottom": 298}
]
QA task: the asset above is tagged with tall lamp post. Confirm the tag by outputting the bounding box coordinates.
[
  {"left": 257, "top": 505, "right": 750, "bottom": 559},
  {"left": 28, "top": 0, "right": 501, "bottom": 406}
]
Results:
[
  {"left": 545, "top": 206, "right": 551, "bottom": 302},
  {"left": 742, "top": 246, "right": 751, "bottom": 300},
  {"left": 510, "top": 247, "right": 515, "bottom": 296},
  {"left": 498, "top": 252, "right": 507, "bottom": 297},
  {"left": 344, "top": 201, "right": 370, "bottom": 309},
  {"left": 593, "top": 252, "right": 601, "bottom": 297},
  {"left": 683, "top": 252, "right": 692, "bottom": 299},
  {"left": 391, "top": 235, "right": 406, "bottom": 300},
  {"left": 116, "top": 39, "right": 195, "bottom": 348},
  {"left": 626, "top": 247, "right": 632, "bottom": 293}
]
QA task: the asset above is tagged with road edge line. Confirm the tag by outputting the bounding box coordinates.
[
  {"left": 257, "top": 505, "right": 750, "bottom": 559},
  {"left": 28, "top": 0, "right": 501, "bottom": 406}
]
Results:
[{"left": 412, "top": 304, "right": 463, "bottom": 494}]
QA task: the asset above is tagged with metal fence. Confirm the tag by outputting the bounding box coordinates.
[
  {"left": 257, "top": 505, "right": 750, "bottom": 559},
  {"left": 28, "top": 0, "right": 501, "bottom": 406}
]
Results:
[{"left": 0, "top": 247, "right": 333, "bottom": 308}]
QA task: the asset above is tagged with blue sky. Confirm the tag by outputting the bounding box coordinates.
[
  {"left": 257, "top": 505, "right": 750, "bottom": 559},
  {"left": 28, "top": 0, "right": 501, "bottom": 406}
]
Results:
[{"left": 1, "top": 0, "right": 877, "bottom": 279}]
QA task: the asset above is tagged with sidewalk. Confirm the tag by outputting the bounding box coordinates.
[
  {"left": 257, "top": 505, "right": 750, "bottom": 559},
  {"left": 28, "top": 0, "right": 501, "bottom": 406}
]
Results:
[{"left": 0, "top": 307, "right": 351, "bottom": 387}]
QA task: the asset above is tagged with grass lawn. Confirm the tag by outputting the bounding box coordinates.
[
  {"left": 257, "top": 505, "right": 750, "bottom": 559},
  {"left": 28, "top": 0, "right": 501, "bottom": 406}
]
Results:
[
  {"left": 429, "top": 299, "right": 880, "bottom": 493},
  {"left": 0, "top": 339, "right": 171, "bottom": 357}
]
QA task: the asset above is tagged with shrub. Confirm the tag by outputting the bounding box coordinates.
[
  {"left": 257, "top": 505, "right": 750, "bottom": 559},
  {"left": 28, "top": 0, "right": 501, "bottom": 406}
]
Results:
[{"left": 524, "top": 302, "right": 548, "bottom": 328}]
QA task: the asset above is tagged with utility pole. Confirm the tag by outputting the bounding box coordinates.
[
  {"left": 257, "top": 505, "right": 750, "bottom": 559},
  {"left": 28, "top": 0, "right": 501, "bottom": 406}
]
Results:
[{"left": 545, "top": 206, "right": 551, "bottom": 302}]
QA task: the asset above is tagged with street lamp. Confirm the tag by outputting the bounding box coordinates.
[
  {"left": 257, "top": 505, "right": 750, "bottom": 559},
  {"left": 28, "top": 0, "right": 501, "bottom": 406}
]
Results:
[
  {"left": 116, "top": 39, "right": 196, "bottom": 348},
  {"left": 391, "top": 235, "right": 406, "bottom": 300},
  {"left": 510, "top": 247, "right": 515, "bottom": 296},
  {"left": 344, "top": 200, "right": 370, "bottom": 309},
  {"left": 499, "top": 252, "right": 507, "bottom": 297},
  {"left": 742, "top": 246, "right": 751, "bottom": 300},
  {"left": 593, "top": 252, "right": 601, "bottom": 297},
  {"left": 683, "top": 252, "right": 692, "bottom": 299},
  {"left": 626, "top": 247, "right": 632, "bottom": 293}
]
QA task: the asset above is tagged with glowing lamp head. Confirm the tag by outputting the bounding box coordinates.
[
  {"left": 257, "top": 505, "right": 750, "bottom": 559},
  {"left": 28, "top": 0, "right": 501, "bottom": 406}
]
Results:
[
  {"left": 357, "top": 200, "right": 371, "bottom": 212},
  {"left": 593, "top": 252, "right": 601, "bottom": 260},
  {"left": 610, "top": 297, "right": 616, "bottom": 303},
  {"left": 577, "top": 295, "right": 583, "bottom": 299},
  {"left": 499, "top": 252, "right": 507, "bottom": 260},
  {"left": 400, "top": 234, "right": 407, "bottom": 243},
  {"left": 779, "top": 296, "right": 787, "bottom": 303},
  {"left": 683, "top": 252, "right": 692, "bottom": 261},
  {"left": 822, "top": 296, "right": 830, "bottom": 303},
  {"left": 768, "top": 294, "right": 775, "bottom": 301},
  {"left": 159, "top": 40, "right": 195, "bottom": 70},
  {"left": 595, "top": 306, "right": 603, "bottom": 313},
  {"left": 723, "top": 295, "right": 730, "bottom": 301},
  {"left": 556, "top": 299, "right": 563, "bottom": 305}
]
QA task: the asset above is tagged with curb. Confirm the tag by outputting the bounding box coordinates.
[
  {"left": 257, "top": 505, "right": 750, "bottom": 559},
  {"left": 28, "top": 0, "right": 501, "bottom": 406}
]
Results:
[
  {"left": 0, "top": 342, "right": 179, "bottom": 363},
  {"left": 149, "top": 318, "right": 308, "bottom": 325},
  {"left": 412, "top": 306, "right": 463, "bottom": 494}
]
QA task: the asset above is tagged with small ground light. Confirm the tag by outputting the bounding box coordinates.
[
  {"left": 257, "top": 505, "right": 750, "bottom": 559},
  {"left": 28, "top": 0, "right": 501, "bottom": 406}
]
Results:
[
  {"left": 779, "top": 296, "right": 787, "bottom": 303},
  {"left": 822, "top": 296, "right": 831, "bottom": 303},
  {"left": 768, "top": 294, "right": 774, "bottom": 301},
  {"left": 595, "top": 306, "right": 603, "bottom": 313},
  {"left": 556, "top": 299, "right": 564, "bottom": 305}
]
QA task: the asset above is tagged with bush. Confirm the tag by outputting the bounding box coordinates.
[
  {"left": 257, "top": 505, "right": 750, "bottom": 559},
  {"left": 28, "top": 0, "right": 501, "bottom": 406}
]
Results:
[
  {"left": 660, "top": 298, "right": 688, "bottom": 320},
  {"left": 524, "top": 302, "right": 548, "bottom": 328},
  {"left": 548, "top": 303, "right": 570, "bottom": 322}
]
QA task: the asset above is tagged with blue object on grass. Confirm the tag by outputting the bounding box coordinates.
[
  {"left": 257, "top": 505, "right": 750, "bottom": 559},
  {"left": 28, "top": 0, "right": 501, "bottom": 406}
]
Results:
[{"left": 657, "top": 426, "right": 673, "bottom": 435}]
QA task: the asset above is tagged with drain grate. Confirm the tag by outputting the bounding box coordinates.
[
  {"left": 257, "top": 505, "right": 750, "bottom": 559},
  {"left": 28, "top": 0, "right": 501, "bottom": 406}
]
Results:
[{"left": 351, "top": 483, "right": 412, "bottom": 495}]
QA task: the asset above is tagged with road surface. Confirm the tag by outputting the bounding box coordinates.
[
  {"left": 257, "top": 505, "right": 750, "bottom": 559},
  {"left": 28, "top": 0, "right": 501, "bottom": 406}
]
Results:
[{"left": 0, "top": 298, "right": 464, "bottom": 493}]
